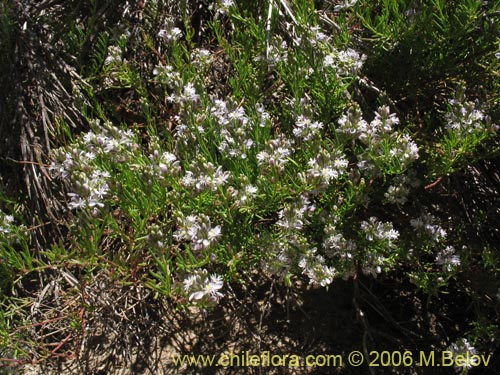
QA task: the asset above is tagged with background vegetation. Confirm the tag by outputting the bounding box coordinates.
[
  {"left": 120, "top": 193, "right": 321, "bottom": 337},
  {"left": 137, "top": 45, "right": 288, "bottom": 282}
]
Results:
[{"left": 1, "top": 0, "right": 499, "bottom": 374}]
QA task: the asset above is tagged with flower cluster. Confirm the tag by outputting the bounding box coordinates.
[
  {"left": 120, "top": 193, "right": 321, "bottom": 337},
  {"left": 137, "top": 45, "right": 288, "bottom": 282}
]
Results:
[
  {"left": 180, "top": 82, "right": 200, "bottom": 104},
  {"left": 261, "top": 233, "right": 309, "bottom": 278},
  {"left": 0, "top": 211, "right": 14, "bottom": 235},
  {"left": 265, "top": 38, "right": 289, "bottom": 64},
  {"left": 446, "top": 338, "right": 479, "bottom": 372},
  {"left": 181, "top": 157, "right": 231, "bottom": 192},
  {"left": 445, "top": 84, "right": 486, "bottom": 134},
  {"left": 384, "top": 170, "right": 421, "bottom": 205},
  {"left": 50, "top": 121, "right": 141, "bottom": 213},
  {"left": 257, "top": 134, "right": 294, "bottom": 172},
  {"left": 147, "top": 224, "right": 168, "bottom": 250},
  {"left": 410, "top": 211, "right": 447, "bottom": 242},
  {"left": 209, "top": 97, "right": 255, "bottom": 159},
  {"left": 361, "top": 252, "right": 387, "bottom": 278},
  {"left": 435, "top": 245, "right": 461, "bottom": 272},
  {"left": 324, "top": 220, "right": 387, "bottom": 279},
  {"left": 148, "top": 138, "right": 182, "bottom": 180},
  {"left": 67, "top": 169, "right": 111, "bottom": 212},
  {"left": 49, "top": 148, "right": 95, "bottom": 180},
  {"left": 256, "top": 102, "right": 272, "bottom": 128},
  {"left": 299, "top": 247, "right": 337, "bottom": 287},
  {"left": 174, "top": 214, "right": 222, "bottom": 251},
  {"left": 361, "top": 217, "right": 399, "bottom": 247},
  {"left": 324, "top": 48, "right": 366, "bottom": 76},
  {"left": 338, "top": 105, "right": 419, "bottom": 170},
  {"left": 307, "top": 26, "right": 329, "bottom": 47},
  {"left": 167, "top": 82, "right": 201, "bottom": 105},
  {"left": 276, "top": 195, "right": 315, "bottom": 231},
  {"left": 293, "top": 115, "right": 324, "bottom": 142},
  {"left": 158, "top": 24, "right": 182, "bottom": 43},
  {"left": 333, "top": 0, "right": 358, "bottom": 12},
  {"left": 191, "top": 48, "right": 213, "bottom": 69},
  {"left": 357, "top": 217, "right": 398, "bottom": 277},
  {"left": 81, "top": 121, "right": 138, "bottom": 162},
  {"left": 152, "top": 64, "right": 182, "bottom": 88},
  {"left": 183, "top": 269, "right": 224, "bottom": 305},
  {"left": 339, "top": 104, "right": 399, "bottom": 142},
  {"left": 228, "top": 179, "right": 258, "bottom": 208},
  {"left": 302, "top": 147, "right": 349, "bottom": 189},
  {"left": 104, "top": 45, "right": 122, "bottom": 66},
  {"left": 323, "top": 223, "right": 356, "bottom": 261},
  {"left": 214, "top": 0, "right": 235, "bottom": 15}
]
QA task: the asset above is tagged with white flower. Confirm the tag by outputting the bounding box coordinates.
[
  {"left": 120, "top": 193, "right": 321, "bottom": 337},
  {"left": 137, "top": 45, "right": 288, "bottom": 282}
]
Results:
[
  {"left": 158, "top": 27, "right": 182, "bottom": 42},
  {"left": 305, "top": 148, "right": 349, "bottom": 188},
  {"left": 371, "top": 105, "right": 399, "bottom": 133},
  {"left": 244, "top": 185, "right": 258, "bottom": 195},
  {"left": 216, "top": 0, "right": 234, "bottom": 14},
  {"left": 361, "top": 253, "right": 385, "bottom": 278},
  {"left": 180, "top": 82, "right": 199, "bottom": 103},
  {"left": 361, "top": 217, "right": 399, "bottom": 246},
  {"left": 334, "top": 0, "right": 358, "bottom": 11},
  {"left": 446, "top": 338, "right": 479, "bottom": 372},
  {"left": 208, "top": 225, "right": 222, "bottom": 241},
  {"left": 208, "top": 97, "right": 256, "bottom": 159},
  {"left": 204, "top": 274, "right": 224, "bottom": 300},
  {"left": 0, "top": 213, "right": 15, "bottom": 234},
  {"left": 444, "top": 83, "right": 487, "bottom": 134},
  {"left": 183, "top": 274, "right": 198, "bottom": 292},
  {"left": 435, "top": 246, "right": 461, "bottom": 272},
  {"left": 309, "top": 26, "right": 328, "bottom": 46},
  {"left": 257, "top": 135, "right": 293, "bottom": 171},
  {"left": 184, "top": 271, "right": 224, "bottom": 304},
  {"left": 175, "top": 214, "right": 222, "bottom": 251},
  {"left": 299, "top": 247, "right": 337, "bottom": 287},
  {"left": 104, "top": 46, "right": 122, "bottom": 65},
  {"left": 325, "top": 48, "right": 366, "bottom": 75},
  {"left": 410, "top": 212, "right": 447, "bottom": 242},
  {"left": 293, "top": 115, "right": 324, "bottom": 141},
  {"left": 67, "top": 193, "right": 87, "bottom": 210}
]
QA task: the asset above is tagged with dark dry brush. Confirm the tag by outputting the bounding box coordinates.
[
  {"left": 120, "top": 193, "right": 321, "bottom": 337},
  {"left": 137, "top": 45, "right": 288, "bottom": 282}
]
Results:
[{"left": 10, "top": 269, "right": 499, "bottom": 375}]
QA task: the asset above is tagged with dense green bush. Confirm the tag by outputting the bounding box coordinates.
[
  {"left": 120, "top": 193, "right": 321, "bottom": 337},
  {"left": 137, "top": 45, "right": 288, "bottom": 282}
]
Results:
[{"left": 1, "top": 0, "right": 499, "bottom": 373}]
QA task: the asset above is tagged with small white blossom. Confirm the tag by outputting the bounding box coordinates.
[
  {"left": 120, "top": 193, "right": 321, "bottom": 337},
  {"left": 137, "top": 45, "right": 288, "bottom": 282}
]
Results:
[
  {"left": 208, "top": 97, "right": 256, "bottom": 159},
  {"left": 324, "top": 48, "right": 366, "bottom": 75},
  {"left": 446, "top": 338, "right": 479, "bottom": 372},
  {"left": 276, "top": 195, "right": 315, "bottom": 231},
  {"left": 216, "top": 0, "right": 235, "bottom": 15},
  {"left": 334, "top": 0, "right": 358, "bottom": 11},
  {"left": 175, "top": 214, "right": 222, "bottom": 251},
  {"left": 293, "top": 115, "right": 324, "bottom": 141},
  {"left": 0, "top": 213, "right": 15, "bottom": 235},
  {"left": 104, "top": 46, "right": 122, "bottom": 65},
  {"left": 361, "top": 217, "right": 399, "bottom": 247},
  {"left": 303, "top": 148, "right": 349, "bottom": 190},
  {"left": 435, "top": 246, "right": 461, "bottom": 272},
  {"left": 191, "top": 48, "right": 212, "bottom": 68},
  {"left": 299, "top": 247, "right": 337, "bottom": 287},
  {"left": 445, "top": 84, "right": 487, "bottom": 134},
  {"left": 183, "top": 269, "right": 224, "bottom": 305},
  {"left": 410, "top": 212, "right": 447, "bottom": 242},
  {"left": 257, "top": 135, "right": 294, "bottom": 171},
  {"left": 180, "top": 82, "right": 200, "bottom": 103},
  {"left": 152, "top": 64, "right": 182, "bottom": 88},
  {"left": 308, "top": 26, "right": 328, "bottom": 46},
  {"left": 158, "top": 26, "right": 182, "bottom": 42}
]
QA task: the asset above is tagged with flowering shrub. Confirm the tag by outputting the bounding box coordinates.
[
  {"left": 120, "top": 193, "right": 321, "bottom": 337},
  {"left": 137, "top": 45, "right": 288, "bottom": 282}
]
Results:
[
  {"left": 42, "top": 0, "right": 496, "bottom": 312},
  {"left": 1, "top": 0, "right": 499, "bottom": 371}
]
